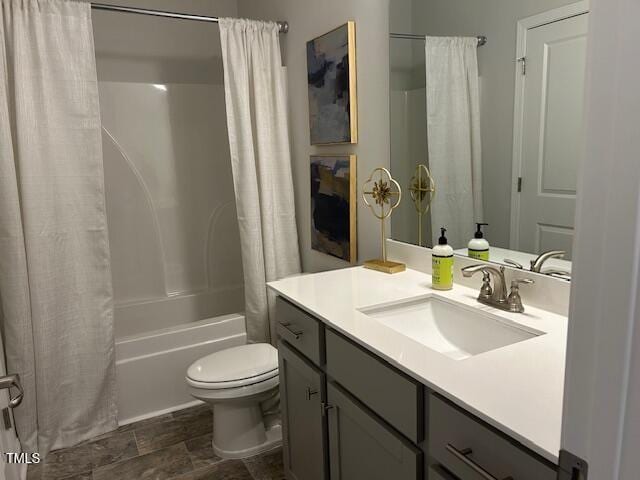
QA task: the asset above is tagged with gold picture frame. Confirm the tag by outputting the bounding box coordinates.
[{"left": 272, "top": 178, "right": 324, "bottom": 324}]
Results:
[
  {"left": 310, "top": 154, "right": 357, "bottom": 262},
  {"left": 307, "top": 21, "right": 358, "bottom": 145}
]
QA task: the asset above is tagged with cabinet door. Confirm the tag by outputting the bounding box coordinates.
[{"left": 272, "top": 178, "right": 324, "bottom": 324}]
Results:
[
  {"left": 278, "top": 341, "right": 327, "bottom": 480},
  {"left": 327, "top": 382, "right": 422, "bottom": 480}
]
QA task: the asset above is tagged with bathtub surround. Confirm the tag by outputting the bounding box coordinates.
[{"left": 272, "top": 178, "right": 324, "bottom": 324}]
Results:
[
  {"left": 94, "top": 1, "right": 248, "bottom": 426},
  {"left": 99, "top": 81, "right": 244, "bottom": 339},
  {"left": 0, "top": 0, "right": 116, "bottom": 455},
  {"left": 219, "top": 18, "right": 301, "bottom": 344},
  {"left": 425, "top": 36, "right": 483, "bottom": 248}
]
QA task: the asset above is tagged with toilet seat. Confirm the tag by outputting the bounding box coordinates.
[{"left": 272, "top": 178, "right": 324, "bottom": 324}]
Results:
[
  {"left": 186, "top": 343, "right": 278, "bottom": 391},
  {"left": 186, "top": 369, "right": 278, "bottom": 390},
  {"left": 187, "top": 374, "right": 280, "bottom": 401}
]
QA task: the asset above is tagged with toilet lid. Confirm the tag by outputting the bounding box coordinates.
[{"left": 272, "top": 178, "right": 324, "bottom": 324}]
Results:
[{"left": 187, "top": 343, "right": 278, "bottom": 385}]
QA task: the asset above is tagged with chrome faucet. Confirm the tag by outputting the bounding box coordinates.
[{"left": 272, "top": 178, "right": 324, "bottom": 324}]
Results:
[
  {"left": 461, "top": 264, "right": 534, "bottom": 313},
  {"left": 529, "top": 250, "right": 566, "bottom": 273},
  {"left": 461, "top": 264, "right": 508, "bottom": 305}
]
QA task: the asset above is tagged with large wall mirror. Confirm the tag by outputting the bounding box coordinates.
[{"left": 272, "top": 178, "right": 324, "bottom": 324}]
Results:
[{"left": 389, "top": 0, "right": 589, "bottom": 281}]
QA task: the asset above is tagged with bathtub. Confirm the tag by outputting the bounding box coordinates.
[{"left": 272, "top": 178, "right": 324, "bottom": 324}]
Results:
[{"left": 115, "top": 313, "right": 246, "bottom": 425}]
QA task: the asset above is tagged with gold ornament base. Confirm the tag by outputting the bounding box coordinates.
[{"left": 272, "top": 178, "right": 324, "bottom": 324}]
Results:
[{"left": 363, "top": 259, "right": 406, "bottom": 274}]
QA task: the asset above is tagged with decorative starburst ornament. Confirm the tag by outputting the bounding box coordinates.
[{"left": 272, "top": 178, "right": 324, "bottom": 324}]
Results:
[
  {"left": 362, "top": 168, "right": 405, "bottom": 274},
  {"left": 408, "top": 164, "right": 435, "bottom": 247}
]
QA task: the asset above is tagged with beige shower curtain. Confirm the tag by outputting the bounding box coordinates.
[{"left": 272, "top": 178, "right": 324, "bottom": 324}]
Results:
[
  {"left": 219, "top": 18, "right": 301, "bottom": 344},
  {"left": 0, "top": 0, "right": 117, "bottom": 455}
]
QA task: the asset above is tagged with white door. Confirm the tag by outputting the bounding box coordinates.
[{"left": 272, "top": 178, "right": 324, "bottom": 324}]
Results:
[
  {"left": 0, "top": 333, "right": 23, "bottom": 480},
  {"left": 514, "top": 11, "right": 589, "bottom": 258}
]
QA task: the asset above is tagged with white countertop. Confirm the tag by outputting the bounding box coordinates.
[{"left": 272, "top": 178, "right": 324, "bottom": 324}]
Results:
[{"left": 268, "top": 266, "right": 567, "bottom": 464}]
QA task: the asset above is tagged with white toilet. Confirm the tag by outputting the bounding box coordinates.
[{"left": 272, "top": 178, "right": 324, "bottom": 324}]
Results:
[{"left": 186, "top": 343, "right": 282, "bottom": 459}]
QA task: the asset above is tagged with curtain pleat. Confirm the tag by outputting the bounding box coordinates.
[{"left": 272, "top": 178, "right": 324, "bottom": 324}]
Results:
[
  {"left": 219, "top": 18, "right": 301, "bottom": 344},
  {"left": 0, "top": 0, "right": 117, "bottom": 456},
  {"left": 425, "top": 36, "right": 483, "bottom": 248}
]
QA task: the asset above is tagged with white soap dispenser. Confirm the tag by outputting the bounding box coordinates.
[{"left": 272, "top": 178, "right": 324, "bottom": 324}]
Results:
[
  {"left": 432, "top": 227, "right": 454, "bottom": 290},
  {"left": 468, "top": 223, "right": 490, "bottom": 261}
]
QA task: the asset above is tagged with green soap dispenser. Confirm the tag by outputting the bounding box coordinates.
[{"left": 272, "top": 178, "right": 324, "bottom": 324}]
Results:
[
  {"left": 468, "top": 223, "right": 490, "bottom": 261},
  {"left": 432, "top": 227, "right": 454, "bottom": 290}
]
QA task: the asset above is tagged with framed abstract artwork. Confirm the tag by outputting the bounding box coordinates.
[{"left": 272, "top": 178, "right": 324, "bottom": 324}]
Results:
[
  {"left": 310, "top": 155, "right": 357, "bottom": 262},
  {"left": 306, "top": 22, "right": 358, "bottom": 145}
]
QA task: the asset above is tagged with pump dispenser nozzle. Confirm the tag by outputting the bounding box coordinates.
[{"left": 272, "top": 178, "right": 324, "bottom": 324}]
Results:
[
  {"left": 438, "top": 227, "right": 448, "bottom": 245},
  {"left": 475, "top": 223, "right": 489, "bottom": 239}
]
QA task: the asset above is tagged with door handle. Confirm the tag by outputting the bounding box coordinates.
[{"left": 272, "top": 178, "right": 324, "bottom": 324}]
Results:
[{"left": 0, "top": 374, "right": 24, "bottom": 409}]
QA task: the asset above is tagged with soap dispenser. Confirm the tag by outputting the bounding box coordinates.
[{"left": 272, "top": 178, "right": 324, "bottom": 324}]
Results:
[
  {"left": 432, "top": 227, "right": 454, "bottom": 291},
  {"left": 468, "top": 223, "right": 490, "bottom": 261}
]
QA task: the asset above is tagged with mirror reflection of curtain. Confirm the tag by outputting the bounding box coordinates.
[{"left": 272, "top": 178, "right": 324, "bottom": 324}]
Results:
[{"left": 425, "top": 37, "right": 483, "bottom": 248}]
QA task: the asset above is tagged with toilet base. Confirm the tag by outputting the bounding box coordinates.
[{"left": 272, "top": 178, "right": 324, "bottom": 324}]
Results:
[
  {"left": 211, "top": 401, "right": 282, "bottom": 460},
  {"left": 212, "top": 423, "right": 282, "bottom": 459}
]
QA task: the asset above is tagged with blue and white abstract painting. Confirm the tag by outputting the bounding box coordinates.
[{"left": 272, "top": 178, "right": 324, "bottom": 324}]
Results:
[{"left": 307, "top": 22, "right": 357, "bottom": 145}]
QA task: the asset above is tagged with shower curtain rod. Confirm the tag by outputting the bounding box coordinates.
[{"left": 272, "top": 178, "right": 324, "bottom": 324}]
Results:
[
  {"left": 390, "top": 32, "right": 487, "bottom": 46},
  {"left": 90, "top": 3, "right": 290, "bottom": 33}
]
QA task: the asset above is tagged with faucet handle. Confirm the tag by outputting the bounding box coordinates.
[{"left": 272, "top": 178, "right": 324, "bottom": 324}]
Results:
[
  {"left": 507, "top": 278, "right": 534, "bottom": 313},
  {"left": 504, "top": 259, "right": 524, "bottom": 269},
  {"left": 511, "top": 278, "right": 534, "bottom": 289},
  {"left": 479, "top": 272, "right": 493, "bottom": 299}
]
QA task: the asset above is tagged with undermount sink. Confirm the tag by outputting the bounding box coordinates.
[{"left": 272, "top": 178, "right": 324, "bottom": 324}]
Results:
[{"left": 358, "top": 296, "right": 544, "bottom": 360}]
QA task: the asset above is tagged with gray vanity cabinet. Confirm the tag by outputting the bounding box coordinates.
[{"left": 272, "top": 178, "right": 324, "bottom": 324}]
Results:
[
  {"left": 325, "top": 329, "right": 423, "bottom": 443},
  {"left": 275, "top": 296, "right": 558, "bottom": 480},
  {"left": 326, "top": 382, "right": 422, "bottom": 480},
  {"left": 278, "top": 340, "right": 327, "bottom": 480}
]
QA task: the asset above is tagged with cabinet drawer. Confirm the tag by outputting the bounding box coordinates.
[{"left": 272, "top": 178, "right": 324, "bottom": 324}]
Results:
[
  {"left": 428, "top": 394, "right": 556, "bottom": 480},
  {"left": 328, "top": 382, "right": 422, "bottom": 480},
  {"left": 325, "top": 329, "right": 423, "bottom": 443},
  {"left": 276, "top": 297, "right": 324, "bottom": 365}
]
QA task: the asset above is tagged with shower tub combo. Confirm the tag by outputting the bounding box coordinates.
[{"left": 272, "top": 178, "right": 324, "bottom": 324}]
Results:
[{"left": 99, "top": 81, "right": 247, "bottom": 424}]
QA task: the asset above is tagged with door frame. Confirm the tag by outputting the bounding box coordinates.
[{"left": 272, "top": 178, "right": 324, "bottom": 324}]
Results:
[
  {"left": 508, "top": 0, "right": 590, "bottom": 250},
  {"left": 561, "top": 0, "right": 640, "bottom": 476}
]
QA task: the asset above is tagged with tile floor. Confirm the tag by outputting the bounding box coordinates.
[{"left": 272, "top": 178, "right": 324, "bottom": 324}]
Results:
[{"left": 26, "top": 404, "right": 285, "bottom": 480}]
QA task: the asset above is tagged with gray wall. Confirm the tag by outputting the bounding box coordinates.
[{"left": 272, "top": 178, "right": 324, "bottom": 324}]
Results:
[
  {"left": 390, "top": 0, "right": 578, "bottom": 247},
  {"left": 239, "top": 0, "right": 391, "bottom": 273},
  {"left": 92, "top": 0, "right": 238, "bottom": 84}
]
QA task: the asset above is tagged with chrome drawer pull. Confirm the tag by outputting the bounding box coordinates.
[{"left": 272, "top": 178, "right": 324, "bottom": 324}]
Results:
[
  {"left": 446, "top": 444, "right": 513, "bottom": 480},
  {"left": 280, "top": 322, "right": 303, "bottom": 340}
]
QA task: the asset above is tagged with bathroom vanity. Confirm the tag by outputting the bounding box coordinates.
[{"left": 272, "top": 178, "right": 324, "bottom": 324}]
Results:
[{"left": 268, "top": 267, "right": 567, "bottom": 480}]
